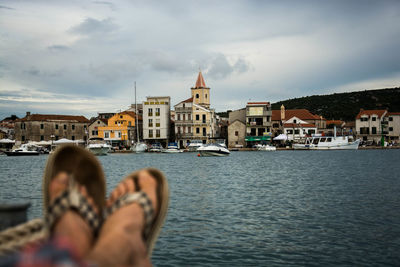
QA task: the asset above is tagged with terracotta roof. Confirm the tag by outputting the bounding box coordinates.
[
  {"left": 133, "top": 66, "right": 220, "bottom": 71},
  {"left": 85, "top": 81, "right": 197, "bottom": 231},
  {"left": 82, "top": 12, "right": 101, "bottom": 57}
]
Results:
[
  {"left": 194, "top": 72, "right": 207, "bottom": 88},
  {"left": 283, "top": 123, "right": 316, "bottom": 128},
  {"left": 272, "top": 109, "right": 324, "bottom": 121},
  {"left": 355, "top": 109, "right": 387, "bottom": 119},
  {"left": 247, "top": 102, "right": 270, "bottom": 105},
  {"left": 182, "top": 97, "right": 193, "bottom": 103},
  {"left": 18, "top": 114, "right": 89, "bottom": 123},
  {"left": 387, "top": 112, "right": 400, "bottom": 116},
  {"left": 326, "top": 120, "right": 344, "bottom": 126}
]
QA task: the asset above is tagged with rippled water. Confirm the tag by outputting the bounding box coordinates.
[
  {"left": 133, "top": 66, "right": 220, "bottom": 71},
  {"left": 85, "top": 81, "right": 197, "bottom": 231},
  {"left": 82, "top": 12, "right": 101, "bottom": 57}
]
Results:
[{"left": 1, "top": 150, "right": 400, "bottom": 266}]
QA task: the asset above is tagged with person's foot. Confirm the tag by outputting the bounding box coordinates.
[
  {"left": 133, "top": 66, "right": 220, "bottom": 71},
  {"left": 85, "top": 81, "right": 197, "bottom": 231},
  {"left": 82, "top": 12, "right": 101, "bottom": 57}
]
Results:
[
  {"left": 49, "top": 172, "right": 99, "bottom": 258},
  {"left": 87, "top": 170, "right": 158, "bottom": 267}
]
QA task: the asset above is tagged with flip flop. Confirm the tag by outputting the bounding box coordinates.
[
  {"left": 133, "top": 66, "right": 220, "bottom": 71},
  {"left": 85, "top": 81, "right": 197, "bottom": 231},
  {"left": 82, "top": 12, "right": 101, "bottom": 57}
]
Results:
[
  {"left": 42, "top": 145, "right": 106, "bottom": 235},
  {"left": 104, "top": 168, "right": 169, "bottom": 256}
]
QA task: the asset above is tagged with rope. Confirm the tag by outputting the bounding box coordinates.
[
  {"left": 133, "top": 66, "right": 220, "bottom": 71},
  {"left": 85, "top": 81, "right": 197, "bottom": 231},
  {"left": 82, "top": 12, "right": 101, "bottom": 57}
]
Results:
[{"left": 0, "top": 219, "right": 48, "bottom": 256}]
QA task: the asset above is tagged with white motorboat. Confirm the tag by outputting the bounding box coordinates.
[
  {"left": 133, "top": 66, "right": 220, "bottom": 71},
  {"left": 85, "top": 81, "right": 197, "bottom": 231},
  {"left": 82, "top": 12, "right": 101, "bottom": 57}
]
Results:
[
  {"left": 293, "top": 135, "right": 360, "bottom": 150},
  {"left": 87, "top": 138, "right": 111, "bottom": 156},
  {"left": 188, "top": 140, "right": 204, "bottom": 152},
  {"left": 162, "top": 142, "right": 182, "bottom": 153},
  {"left": 132, "top": 142, "right": 147, "bottom": 153},
  {"left": 4, "top": 144, "right": 40, "bottom": 156},
  {"left": 149, "top": 143, "right": 163, "bottom": 153},
  {"left": 197, "top": 144, "right": 230, "bottom": 157},
  {"left": 255, "top": 144, "right": 276, "bottom": 151}
]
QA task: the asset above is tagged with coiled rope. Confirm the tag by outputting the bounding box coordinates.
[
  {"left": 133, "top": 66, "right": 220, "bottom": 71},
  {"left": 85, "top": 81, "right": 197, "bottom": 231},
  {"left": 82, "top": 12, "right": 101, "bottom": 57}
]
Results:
[{"left": 0, "top": 219, "right": 47, "bottom": 256}]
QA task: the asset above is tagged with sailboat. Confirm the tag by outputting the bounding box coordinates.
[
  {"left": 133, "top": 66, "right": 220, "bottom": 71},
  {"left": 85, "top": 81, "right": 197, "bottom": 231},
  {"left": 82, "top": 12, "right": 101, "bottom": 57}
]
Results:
[{"left": 131, "top": 82, "right": 147, "bottom": 153}]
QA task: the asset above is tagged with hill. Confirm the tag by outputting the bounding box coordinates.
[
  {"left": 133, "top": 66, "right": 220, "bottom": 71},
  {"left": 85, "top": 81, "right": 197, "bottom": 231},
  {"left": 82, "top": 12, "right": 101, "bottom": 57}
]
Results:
[{"left": 271, "top": 87, "right": 400, "bottom": 121}]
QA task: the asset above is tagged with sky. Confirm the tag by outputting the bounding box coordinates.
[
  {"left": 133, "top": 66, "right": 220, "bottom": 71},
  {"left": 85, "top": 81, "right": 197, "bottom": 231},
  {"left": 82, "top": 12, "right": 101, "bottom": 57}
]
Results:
[{"left": 0, "top": 0, "right": 400, "bottom": 119}]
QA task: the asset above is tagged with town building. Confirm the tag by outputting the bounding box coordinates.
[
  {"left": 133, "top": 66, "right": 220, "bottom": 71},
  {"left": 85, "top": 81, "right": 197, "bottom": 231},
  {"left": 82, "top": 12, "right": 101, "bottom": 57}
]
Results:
[
  {"left": 14, "top": 112, "right": 89, "bottom": 144},
  {"left": 227, "top": 108, "right": 246, "bottom": 148},
  {"left": 97, "top": 112, "right": 115, "bottom": 120},
  {"left": 271, "top": 105, "right": 326, "bottom": 136},
  {"left": 174, "top": 72, "right": 217, "bottom": 148},
  {"left": 0, "top": 115, "right": 18, "bottom": 139},
  {"left": 88, "top": 118, "right": 108, "bottom": 139},
  {"left": 98, "top": 111, "right": 141, "bottom": 148},
  {"left": 245, "top": 102, "right": 272, "bottom": 146},
  {"left": 355, "top": 109, "right": 388, "bottom": 143},
  {"left": 142, "top": 96, "right": 171, "bottom": 147},
  {"left": 384, "top": 112, "right": 400, "bottom": 142}
]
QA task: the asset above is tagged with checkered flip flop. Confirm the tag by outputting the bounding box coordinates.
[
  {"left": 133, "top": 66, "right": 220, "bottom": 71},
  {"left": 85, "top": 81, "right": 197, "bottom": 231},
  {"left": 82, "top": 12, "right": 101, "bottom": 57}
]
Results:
[
  {"left": 42, "top": 145, "right": 106, "bottom": 238},
  {"left": 104, "top": 168, "right": 169, "bottom": 256},
  {"left": 45, "top": 178, "right": 102, "bottom": 235}
]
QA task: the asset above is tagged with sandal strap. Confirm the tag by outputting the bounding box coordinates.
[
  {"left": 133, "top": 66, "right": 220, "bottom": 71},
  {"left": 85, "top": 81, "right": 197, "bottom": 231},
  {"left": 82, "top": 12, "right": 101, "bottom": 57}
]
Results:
[
  {"left": 105, "top": 191, "right": 154, "bottom": 238},
  {"left": 45, "top": 179, "right": 101, "bottom": 235}
]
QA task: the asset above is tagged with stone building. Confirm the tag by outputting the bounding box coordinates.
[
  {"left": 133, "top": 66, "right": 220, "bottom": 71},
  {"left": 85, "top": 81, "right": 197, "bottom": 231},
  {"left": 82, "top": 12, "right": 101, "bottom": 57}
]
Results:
[
  {"left": 143, "top": 96, "right": 171, "bottom": 146},
  {"left": 14, "top": 112, "right": 89, "bottom": 143},
  {"left": 228, "top": 108, "right": 246, "bottom": 148},
  {"left": 355, "top": 109, "right": 388, "bottom": 143},
  {"left": 174, "top": 72, "right": 217, "bottom": 148},
  {"left": 88, "top": 118, "right": 108, "bottom": 139}
]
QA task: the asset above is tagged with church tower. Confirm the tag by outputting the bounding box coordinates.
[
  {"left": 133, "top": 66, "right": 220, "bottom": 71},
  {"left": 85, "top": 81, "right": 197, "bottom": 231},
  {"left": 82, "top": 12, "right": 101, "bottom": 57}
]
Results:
[{"left": 191, "top": 71, "right": 210, "bottom": 108}]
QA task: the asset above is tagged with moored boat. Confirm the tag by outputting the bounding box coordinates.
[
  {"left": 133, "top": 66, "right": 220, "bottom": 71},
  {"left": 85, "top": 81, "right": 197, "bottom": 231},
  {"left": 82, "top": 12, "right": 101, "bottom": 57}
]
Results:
[
  {"left": 87, "top": 138, "right": 111, "bottom": 155},
  {"left": 162, "top": 142, "right": 182, "bottom": 153},
  {"left": 255, "top": 144, "right": 277, "bottom": 151},
  {"left": 4, "top": 144, "right": 40, "bottom": 156},
  {"left": 293, "top": 135, "right": 360, "bottom": 150},
  {"left": 197, "top": 144, "right": 230, "bottom": 157},
  {"left": 188, "top": 140, "right": 203, "bottom": 152}
]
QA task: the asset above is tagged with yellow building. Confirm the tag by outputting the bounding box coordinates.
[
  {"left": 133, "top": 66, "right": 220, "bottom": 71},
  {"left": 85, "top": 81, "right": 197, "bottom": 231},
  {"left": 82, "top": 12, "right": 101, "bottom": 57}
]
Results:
[{"left": 98, "top": 111, "right": 140, "bottom": 147}]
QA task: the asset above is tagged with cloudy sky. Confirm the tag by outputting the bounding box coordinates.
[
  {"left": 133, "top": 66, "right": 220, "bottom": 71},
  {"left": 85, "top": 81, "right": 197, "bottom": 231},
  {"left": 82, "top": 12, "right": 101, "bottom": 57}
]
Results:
[{"left": 1, "top": 0, "right": 399, "bottom": 119}]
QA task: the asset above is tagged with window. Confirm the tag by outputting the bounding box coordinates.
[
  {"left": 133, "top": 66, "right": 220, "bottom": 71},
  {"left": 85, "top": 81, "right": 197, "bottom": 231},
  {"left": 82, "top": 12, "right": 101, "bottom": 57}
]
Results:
[
  {"left": 40, "top": 135, "right": 44, "bottom": 141},
  {"left": 97, "top": 121, "right": 101, "bottom": 124},
  {"left": 183, "top": 114, "right": 186, "bottom": 121},
  {"left": 120, "top": 115, "right": 123, "bottom": 119},
  {"left": 293, "top": 119, "right": 297, "bottom": 124},
  {"left": 55, "top": 124, "right": 58, "bottom": 129},
  {"left": 372, "top": 117, "right": 376, "bottom": 121},
  {"left": 188, "top": 127, "right": 191, "bottom": 133},
  {"left": 64, "top": 125, "right": 67, "bottom": 130},
  {"left": 372, "top": 127, "right": 377, "bottom": 134},
  {"left": 177, "top": 127, "right": 181, "bottom": 134},
  {"left": 22, "top": 136, "right": 25, "bottom": 141},
  {"left": 203, "top": 127, "right": 206, "bottom": 136},
  {"left": 71, "top": 136, "right": 75, "bottom": 140},
  {"left": 389, "top": 117, "right": 393, "bottom": 121},
  {"left": 196, "top": 94, "right": 199, "bottom": 99},
  {"left": 149, "top": 119, "right": 153, "bottom": 127},
  {"left": 188, "top": 114, "right": 191, "bottom": 120},
  {"left": 55, "top": 136, "right": 59, "bottom": 140},
  {"left": 196, "top": 127, "right": 200, "bottom": 134},
  {"left": 202, "top": 114, "right": 206, "bottom": 123},
  {"left": 389, "top": 127, "right": 393, "bottom": 131},
  {"left": 196, "top": 114, "right": 199, "bottom": 121},
  {"left": 294, "top": 130, "right": 300, "bottom": 134},
  {"left": 128, "top": 121, "right": 131, "bottom": 126},
  {"left": 155, "top": 108, "right": 160, "bottom": 116},
  {"left": 183, "top": 103, "right": 185, "bottom": 108},
  {"left": 273, "top": 123, "right": 279, "bottom": 128},
  {"left": 40, "top": 124, "right": 44, "bottom": 129},
  {"left": 156, "top": 119, "right": 160, "bottom": 127},
  {"left": 72, "top": 125, "right": 75, "bottom": 130},
  {"left": 156, "top": 129, "right": 160, "bottom": 137},
  {"left": 235, "top": 131, "right": 239, "bottom": 136},
  {"left": 104, "top": 132, "right": 110, "bottom": 138},
  {"left": 148, "top": 108, "right": 153, "bottom": 116},
  {"left": 308, "top": 129, "right": 315, "bottom": 134},
  {"left": 115, "top": 121, "right": 117, "bottom": 124},
  {"left": 205, "top": 94, "right": 207, "bottom": 99},
  {"left": 118, "top": 132, "right": 121, "bottom": 138},
  {"left": 287, "top": 130, "right": 293, "bottom": 134},
  {"left": 149, "top": 130, "right": 153, "bottom": 138},
  {"left": 92, "top": 130, "right": 96, "bottom": 135},
  {"left": 177, "top": 114, "right": 181, "bottom": 121}
]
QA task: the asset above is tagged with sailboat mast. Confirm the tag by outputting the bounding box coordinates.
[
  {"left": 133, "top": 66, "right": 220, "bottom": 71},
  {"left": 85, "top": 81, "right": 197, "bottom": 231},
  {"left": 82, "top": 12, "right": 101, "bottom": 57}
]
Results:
[{"left": 135, "top": 82, "right": 139, "bottom": 142}]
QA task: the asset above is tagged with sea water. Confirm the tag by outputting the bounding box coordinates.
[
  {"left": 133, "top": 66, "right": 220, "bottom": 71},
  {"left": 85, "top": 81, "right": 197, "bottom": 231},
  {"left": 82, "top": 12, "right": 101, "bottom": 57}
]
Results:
[{"left": 1, "top": 150, "right": 399, "bottom": 266}]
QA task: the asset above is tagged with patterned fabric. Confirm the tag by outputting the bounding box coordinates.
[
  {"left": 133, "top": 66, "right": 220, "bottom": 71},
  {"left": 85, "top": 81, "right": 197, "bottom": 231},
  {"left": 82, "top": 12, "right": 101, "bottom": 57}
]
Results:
[
  {"left": 104, "top": 191, "right": 154, "bottom": 238},
  {"left": 0, "top": 237, "right": 88, "bottom": 267},
  {"left": 46, "top": 179, "right": 100, "bottom": 235}
]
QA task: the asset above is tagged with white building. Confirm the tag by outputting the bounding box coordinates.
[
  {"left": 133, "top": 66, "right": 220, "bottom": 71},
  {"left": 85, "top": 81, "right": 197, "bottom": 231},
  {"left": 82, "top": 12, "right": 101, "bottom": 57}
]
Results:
[
  {"left": 355, "top": 109, "right": 388, "bottom": 143},
  {"left": 283, "top": 116, "right": 317, "bottom": 141},
  {"left": 384, "top": 112, "right": 400, "bottom": 143},
  {"left": 143, "top": 96, "right": 170, "bottom": 146}
]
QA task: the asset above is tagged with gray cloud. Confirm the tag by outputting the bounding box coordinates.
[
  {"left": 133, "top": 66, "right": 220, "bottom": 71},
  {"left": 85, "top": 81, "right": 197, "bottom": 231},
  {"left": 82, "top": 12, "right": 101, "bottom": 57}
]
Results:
[
  {"left": 69, "top": 17, "right": 118, "bottom": 35},
  {"left": 92, "top": 1, "right": 116, "bottom": 10},
  {"left": 48, "top": 45, "right": 69, "bottom": 51},
  {"left": 0, "top": 5, "right": 14, "bottom": 10}
]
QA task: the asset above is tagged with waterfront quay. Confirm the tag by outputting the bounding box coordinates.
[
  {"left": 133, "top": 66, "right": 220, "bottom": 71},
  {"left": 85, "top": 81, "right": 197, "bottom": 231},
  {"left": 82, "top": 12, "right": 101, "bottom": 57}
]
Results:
[{"left": 1, "top": 150, "right": 400, "bottom": 266}]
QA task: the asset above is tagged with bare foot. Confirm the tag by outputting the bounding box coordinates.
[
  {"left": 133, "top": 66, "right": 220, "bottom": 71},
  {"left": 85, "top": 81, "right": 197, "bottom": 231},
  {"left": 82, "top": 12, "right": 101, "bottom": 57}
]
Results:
[
  {"left": 49, "top": 172, "right": 99, "bottom": 258},
  {"left": 87, "top": 170, "right": 158, "bottom": 267}
]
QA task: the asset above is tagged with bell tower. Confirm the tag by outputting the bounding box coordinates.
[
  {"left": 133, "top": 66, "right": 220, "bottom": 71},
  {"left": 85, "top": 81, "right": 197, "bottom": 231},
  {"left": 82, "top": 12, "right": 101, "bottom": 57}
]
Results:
[{"left": 191, "top": 71, "right": 210, "bottom": 108}]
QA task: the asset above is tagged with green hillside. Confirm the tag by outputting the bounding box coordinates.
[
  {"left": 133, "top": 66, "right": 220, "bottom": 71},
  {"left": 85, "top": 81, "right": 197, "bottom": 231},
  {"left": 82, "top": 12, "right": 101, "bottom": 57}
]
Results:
[{"left": 271, "top": 87, "right": 400, "bottom": 121}]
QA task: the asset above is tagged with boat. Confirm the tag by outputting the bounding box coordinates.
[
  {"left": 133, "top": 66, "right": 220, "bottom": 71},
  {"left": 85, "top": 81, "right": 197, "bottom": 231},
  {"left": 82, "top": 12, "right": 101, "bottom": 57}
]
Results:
[
  {"left": 197, "top": 144, "right": 230, "bottom": 157},
  {"left": 187, "top": 140, "right": 204, "bottom": 152},
  {"left": 162, "top": 142, "right": 182, "bottom": 153},
  {"left": 293, "top": 135, "right": 360, "bottom": 150},
  {"left": 4, "top": 144, "right": 40, "bottom": 156},
  {"left": 131, "top": 82, "right": 148, "bottom": 153},
  {"left": 87, "top": 138, "right": 111, "bottom": 156},
  {"left": 149, "top": 142, "right": 163, "bottom": 152},
  {"left": 255, "top": 144, "right": 276, "bottom": 151}
]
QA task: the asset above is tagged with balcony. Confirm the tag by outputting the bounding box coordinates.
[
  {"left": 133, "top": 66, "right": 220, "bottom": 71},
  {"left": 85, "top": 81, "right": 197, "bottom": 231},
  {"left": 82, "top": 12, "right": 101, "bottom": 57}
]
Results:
[
  {"left": 149, "top": 134, "right": 153, "bottom": 138},
  {"left": 175, "top": 107, "right": 192, "bottom": 112},
  {"left": 155, "top": 112, "right": 160, "bottom": 116},
  {"left": 156, "top": 123, "right": 160, "bottom": 127},
  {"left": 149, "top": 123, "right": 153, "bottom": 127},
  {"left": 148, "top": 113, "right": 153, "bottom": 117}
]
